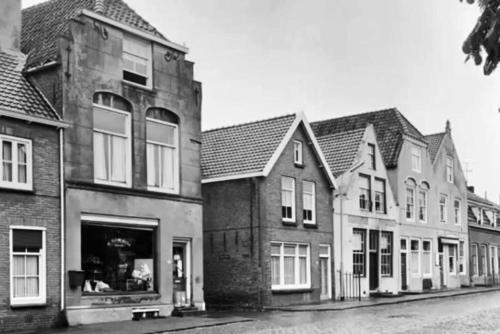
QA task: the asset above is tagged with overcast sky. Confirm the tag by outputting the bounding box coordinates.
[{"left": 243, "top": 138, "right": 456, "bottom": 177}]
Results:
[{"left": 22, "top": 0, "right": 500, "bottom": 201}]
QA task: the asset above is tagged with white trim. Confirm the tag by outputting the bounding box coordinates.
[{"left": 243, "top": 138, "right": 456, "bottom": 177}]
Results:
[
  {"left": 410, "top": 239, "right": 421, "bottom": 276},
  {"left": 422, "top": 239, "right": 432, "bottom": 277},
  {"left": 411, "top": 147, "right": 422, "bottom": 173},
  {"left": 59, "top": 129, "right": 65, "bottom": 310},
  {"left": 173, "top": 238, "right": 192, "bottom": 305},
  {"left": 202, "top": 172, "right": 264, "bottom": 184},
  {"left": 0, "top": 107, "right": 69, "bottom": 128},
  {"left": 81, "top": 214, "right": 159, "bottom": 227},
  {"left": 270, "top": 242, "right": 311, "bottom": 290},
  {"left": 319, "top": 244, "right": 332, "bottom": 300},
  {"left": 302, "top": 181, "right": 316, "bottom": 225},
  {"left": 80, "top": 9, "right": 189, "bottom": 54},
  {"left": 0, "top": 135, "right": 33, "bottom": 191},
  {"left": 293, "top": 140, "right": 303, "bottom": 165},
  {"left": 10, "top": 227, "right": 47, "bottom": 306}
]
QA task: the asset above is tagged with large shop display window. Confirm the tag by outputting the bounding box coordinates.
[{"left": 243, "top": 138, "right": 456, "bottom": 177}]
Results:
[{"left": 81, "top": 223, "right": 155, "bottom": 294}]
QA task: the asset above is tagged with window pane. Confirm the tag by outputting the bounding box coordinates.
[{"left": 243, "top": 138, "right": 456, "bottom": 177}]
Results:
[
  {"left": 94, "top": 108, "right": 127, "bottom": 134},
  {"left": 147, "top": 144, "right": 157, "bottom": 187},
  {"left": 161, "top": 147, "right": 175, "bottom": 189},
  {"left": 284, "top": 245, "right": 295, "bottom": 256},
  {"left": 13, "top": 255, "right": 24, "bottom": 276},
  {"left": 282, "top": 177, "right": 294, "bottom": 190},
  {"left": 400, "top": 239, "right": 407, "bottom": 250},
  {"left": 284, "top": 257, "right": 295, "bottom": 284},
  {"left": 271, "top": 256, "right": 280, "bottom": 285},
  {"left": 14, "top": 277, "right": 25, "bottom": 298},
  {"left": 2, "top": 141, "right": 12, "bottom": 182},
  {"left": 26, "top": 277, "right": 39, "bottom": 297},
  {"left": 299, "top": 257, "right": 307, "bottom": 284},
  {"left": 93, "top": 132, "right": 108, "bottom": 180},
  {"left": 147, "top": 120, "right": 176, "bottom": 145},
  {"left": 319, "top": 245, "right": 329, "bottom": 256},
  {"left": 411, "top": 240, "right": 419, "bottom": 251},
  {"left": 298, "top": 245, "right": 307, "bottom": 256},
  {"left": 110, "top": 136, "right": 126, "bottom": 182},
  {"left": 423, "top": 241, "right": 431, "bottom": 251},
  {"left": 271, "top": 244, "right": 281, "bottom": 255},
  {"left": 13, "top": 230, "right": 42, "bottom": 250},
  {"left": 26, "top": 256, "right": 39, "bottom": 275}
]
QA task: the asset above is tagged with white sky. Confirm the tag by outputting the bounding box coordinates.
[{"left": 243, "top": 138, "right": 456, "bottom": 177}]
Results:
[{"left": 22, "top": 0, "right": 500, "bottom": 201}]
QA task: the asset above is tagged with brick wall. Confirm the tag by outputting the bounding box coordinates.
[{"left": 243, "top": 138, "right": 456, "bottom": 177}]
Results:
[{"left": 0, "top": 118, "right": 62, "bottom": 332}]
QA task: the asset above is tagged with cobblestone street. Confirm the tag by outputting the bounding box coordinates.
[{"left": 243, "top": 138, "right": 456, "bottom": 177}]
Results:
[{"left": 174, "top": 291, "right": 500, "bottom": 334}]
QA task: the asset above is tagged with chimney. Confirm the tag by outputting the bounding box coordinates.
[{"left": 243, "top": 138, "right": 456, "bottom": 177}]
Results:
[
  {"left": 0, "top": 0, "right": 21, "bottom": 52},
  {"left": 445, "top": 120, "right": 451, "bottom": 134},
  {"left": 467, "top": 186, "right": 475, "bottom": 193},
  {"left": 94, "top": 0, "right": 105, "bottom": 14}
]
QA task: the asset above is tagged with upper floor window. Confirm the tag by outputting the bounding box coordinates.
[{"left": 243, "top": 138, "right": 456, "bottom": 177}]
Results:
[
  {"left": 439, "top": 195, "right": 448, "bottom": 223},
  {"left": 123, "top": 35, "right": 152, "bottom": 88},
  {"left": 281, "top": 177, "right": 295, "bottom": 222},
  {"left": 446, "top": 156, "right": 454, "bottom": 183},
  {"left": 406, "top": 179, "right": 416, "bottom": 220},
  {"left": 454, "top": 199, "right": 461, "bottom": 225},
  {"left": 293, "top": 140, "right": 303, "bottom": 165},
  {"left": 146, "top": 108, "right": 179, "bottom": 194},
  {"left": 359, "top": 175, "right": 371, "bottom": 211},
  {"left": 411, "top": 148, "right": 421, "bottom": 173},
  {"left": 10, "top": 227, "right": 46, "bottom": 306},
  {"left": 418, "top": 190, "right": 427, "bottom": 223},
  {"left": 302, "top": 181, "right": 315, "bottom": 224},
  {"left": 0, "top": 135, "right": 32, "bottom": 191},
  {"left": 374, "top": 178, "right": 386, "bottom": 213},
  {"left": 368, "top": 143, "right": 376, "bottom": 170},
  {"left": 93, "top": 93, "right": 131, "bottom": 187}
]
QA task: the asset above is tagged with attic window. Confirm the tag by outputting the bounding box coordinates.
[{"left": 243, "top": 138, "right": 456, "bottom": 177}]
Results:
[
  {"left": 123, "top": 35, "right": 152, "bottom": 88},
  {"left": 293, "top": 140, "right": 303, "bottom": 165}
]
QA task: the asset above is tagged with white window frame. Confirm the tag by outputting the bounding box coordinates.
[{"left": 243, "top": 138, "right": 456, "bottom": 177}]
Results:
[
  {"left": 454, "top": 199, "right": 461, "bottom": 226},
  {"left": 319, "top": 244, "right": 332, "bottom": 299},
  {"left": 406, "top": 187, "right": 415, "bottom": 221},
  {"left": 411, "top": 148, "right": 421, "bottom": 173},
  {"left": 446, "top": 156, "right": 454, "bottom": 183},
  {"left": 422, "top": 239, "right": 432, "bottom": 277},
  {"left": 93, "top": 103, "right": 132, "bottom": 188},
  {"left": 472, "top": 244, "right": 479, "bottom": 276},
  {"left": 9, "top": 226, "right": 46, "bottom": 306},
  {"left": 146, "top": 118, "right": 180, "bottom": 194},
  {"left": 271, "top": 242, "right": 311, "bottom": 290},
  {"left": 281, "top": 177, "right": 296, "bottom": 222},
  {"left": 0, "top": 135, "right": 33, "bottom": 191},
  {"left": 368, "top": 143, "right": 376, "bottom": 170},
  {"left": 302, "top": 181, "right": 316, "bottom": 225},
  {"left": 410, "top": 239, "right": 421, "bottom": 276},
  {"left": 293, "top": 140, "right": 303, "bottom": 165},
  {"left": 122, "top": 34, "right": 153, "bottom": 89},
  {"left": 374, "top": 178, "right": 386, "bottom": 214},
  {"left": 448, "top": 245, "right": 457, "bottom": 275},
  {"left": 418, "top": 190, "right": 427, "bottom": 223},
  {"left": 459, "top": 240, "right": 466, "bottom": 275},
  {"left": 439, "top": 195, "right": 448, "bottom": 223}
]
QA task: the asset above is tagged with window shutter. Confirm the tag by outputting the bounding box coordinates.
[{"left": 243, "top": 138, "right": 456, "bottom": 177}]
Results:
[{"left": 13, "top": 230, "right": 42, "bottom": 249}]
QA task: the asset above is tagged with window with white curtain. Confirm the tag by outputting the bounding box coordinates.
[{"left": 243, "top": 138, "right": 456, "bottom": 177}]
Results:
[
  {"left": 0, "top": 135, "right": 32, "bottom": 190},
  {"left": 374, "top": 178, "right": 386, "bottom": 213},
  {"left": 406, "top": 187, "right": 415, "bottom": 220},
  {"left": 454, "top": 199, "right": 461, "bottom": 225},
  {"left": 281, "top": 177, "right": 295, "bottom": 222},
  {"left": 419, "top": 190, "right": 427, "bottom": 222},
  {"left": 123, "top": 34, "right": 152, "bottom": 88},
  {"left": 271, "top": 242, "right": 310, "bottom": 290},
  {"left": 146, "top": 118, "right": 179, "bottom": 193},
  {"left": 93, "top": 93, "right": 131, "bottom": 187},
  {"left": 359, "top": 175, "right": 371, "bottom": 211},
  {"left": 10, "top": 227, "right": 46, "bottom": 306},
  {"left": 302, "top": 181, "right": 315, "bottom": 224}
]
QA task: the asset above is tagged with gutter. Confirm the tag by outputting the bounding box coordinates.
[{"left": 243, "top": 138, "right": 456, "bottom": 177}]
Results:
[
  {"left": 59, "top": 128, "right": 65, "bottom": 311},
  {"left": 0, "top": 107, "right": 69, "bottom": 128}
]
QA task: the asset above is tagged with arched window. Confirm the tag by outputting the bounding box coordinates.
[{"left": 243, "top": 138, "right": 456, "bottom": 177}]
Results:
[
  {"left": 405, "top": 178, "right": 417, "bottom": 221},
  {"left": 92, "top": 92, "right": 132, "bottom": 187},
  {"left": 418, "top": 182, "right": 429, "bottom": 223},
  {"left": 146, "top": 108, "right": 179, "bottom": 193}
]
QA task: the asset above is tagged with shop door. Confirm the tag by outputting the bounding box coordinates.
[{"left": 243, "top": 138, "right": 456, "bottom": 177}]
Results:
[
  {"left": 369, "top": 231, "right": 379, "bottom": 291},
  {"left": 401, "top": 238, "right": 408, "bottom": 290},
  {"left": 319, "top": 244, "right": 332, "bottom": 300},
  {"left": 173, "top": 240, "right": 191, "bottom": 307}
]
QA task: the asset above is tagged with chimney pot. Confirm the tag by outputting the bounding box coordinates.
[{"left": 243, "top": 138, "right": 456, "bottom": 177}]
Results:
[
  {"left": 445, "top": 120, "right": 451, "bottom": 134},
  {"left": 467, "top": 186, "right": 475, "bottom": 193}
]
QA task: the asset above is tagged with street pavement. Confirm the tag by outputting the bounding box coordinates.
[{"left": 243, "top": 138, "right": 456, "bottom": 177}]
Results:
[{"left": 176, "top": 290, "right": 500, "bottom": 334}]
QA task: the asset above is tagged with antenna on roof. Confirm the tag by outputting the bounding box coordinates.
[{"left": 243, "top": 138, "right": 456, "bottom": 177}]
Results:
[
  {"left": 464, "top": 162, "right": 472, "bottom": 182},
  {"left": 94, "top": 0, "right": 105, "bottom": 14}
]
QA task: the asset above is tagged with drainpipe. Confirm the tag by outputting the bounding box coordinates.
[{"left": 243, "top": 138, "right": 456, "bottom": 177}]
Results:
[
  {"left": 339, "top": 185, "right": 344, "bottom": 300},
  {"left": 59, "top": 128, "right": 65, "bottom": 311}
]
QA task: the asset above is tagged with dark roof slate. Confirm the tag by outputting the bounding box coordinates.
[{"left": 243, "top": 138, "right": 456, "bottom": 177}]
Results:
[
  {"left": 0, "top": 51, "right": 59, "bottom": 121},
  {"left": 201, "top": 114, "right": 296, "bottom": 180},
  {"left": 311, "top": 108, "right": 426, "bottom": 168},
  {"left": 467, "top": 190, "right": 497, "bottom": 208},
  {"left": 425, "top": 132, "right": 446, "bottom": 163},
  {"left": 316, "top": 128, "right": 365, "bottom": 177},
  {"left": 21, "top": 0, "right": 166, "bottom": 68}
]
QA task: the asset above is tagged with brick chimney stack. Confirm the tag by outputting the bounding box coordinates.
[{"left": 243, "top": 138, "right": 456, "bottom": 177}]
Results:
[{"left": 0, "top": 0, "right": 21, "bottom": 52}]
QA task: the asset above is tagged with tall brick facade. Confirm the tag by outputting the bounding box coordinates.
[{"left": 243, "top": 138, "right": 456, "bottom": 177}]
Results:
[{"left": 0, "top": 118, "right": 63, "bottom": 332}]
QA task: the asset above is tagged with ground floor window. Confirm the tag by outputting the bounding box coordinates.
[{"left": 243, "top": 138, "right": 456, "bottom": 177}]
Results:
[
  {"left": 459, "top": 241, "right": 465, "bottom": 274},
  {"left": 10, "top": 227, "right": 46, "bottom": 306},
  {"left": 81, "top": 223, "right": 155, "bottom": 294},
  {"left": 422, "top": 240, "right": 432, "bottom": 276},
  {"left": 410, "top": 239, "right": 420, "bottom": 275},
  {"left": 448, "top": 245, "right": 457, "bottom": 274},
  {"left": 352, "top": 229, "right": 366, "bottom": 276},
  {"left": 479, "top": 245, "right": 487, "bottom": 276},
  {"left": 271, "top": 242, "right": 310, "bottom": 290},
  {"left": 471, "top": 244, "right": 478, "bottom": 276},
  {"left": 380, "top": 231, "right": 392, "bottom": 276}
]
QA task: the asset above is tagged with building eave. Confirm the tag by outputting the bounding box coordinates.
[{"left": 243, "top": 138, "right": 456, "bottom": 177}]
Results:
[{"left": 0, "top": 107, "right": 70, "bottom": 128}]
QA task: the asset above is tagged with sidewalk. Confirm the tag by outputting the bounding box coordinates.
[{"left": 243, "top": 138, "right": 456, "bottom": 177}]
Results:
[{"left": 265, "top": 286, "right": 500, "bottom": 312}]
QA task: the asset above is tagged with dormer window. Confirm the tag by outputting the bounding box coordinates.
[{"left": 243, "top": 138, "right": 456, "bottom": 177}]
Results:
[
  {"left": 123, "top": 35, "right": 152, "bottom": 88},
  {"left": 411, "top": 148, "right": 421, "bottom": 173},
  {"left": 293, "top": 140, "right": 303, "bottom": 165}
]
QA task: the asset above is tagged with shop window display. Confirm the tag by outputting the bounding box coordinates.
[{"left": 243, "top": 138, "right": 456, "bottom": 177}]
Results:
[{"left": 81, "top": 223, "right": 155, "bottom": 294}]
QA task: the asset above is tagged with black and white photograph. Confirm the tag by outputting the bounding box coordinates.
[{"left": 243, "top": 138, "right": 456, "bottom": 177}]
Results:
[{"left": 1, "top": 0, "right": 500, "bottom": 333}]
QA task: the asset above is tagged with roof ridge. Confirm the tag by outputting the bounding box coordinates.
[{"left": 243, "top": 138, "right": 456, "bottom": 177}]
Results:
[
  {"left": 311, "top": 107, "right": 397, "bottom": 125},
  {"left": 316, "top": 127, "right": 366, "bottom": 138},
  {"left": 425, "top": 132, "right": 446, "bottom": 138},
  {"left": 203, "top": 113, "right": 296, "bottom": 134}
]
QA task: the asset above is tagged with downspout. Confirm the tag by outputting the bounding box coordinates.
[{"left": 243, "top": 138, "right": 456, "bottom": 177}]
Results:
[
  {"left": 339, "top": 185, "right": 344, "bottom": 300},
  {"left": 59, "top": 128, "right": 65, "bottom": 311}
]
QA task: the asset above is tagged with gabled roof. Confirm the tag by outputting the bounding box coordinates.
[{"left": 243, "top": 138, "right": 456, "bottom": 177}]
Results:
[
  {"left": 311, "top": 108, "right": 426, "bottom": 168},
  {"left": 201, "top": 113, "right": 336, "bottom": 188},
  {"left": 316, "top": 128, "right": 365, "bottom": 177},
  {"left": 0, "top": 50, "right": 63, "bottom": 126},
  {"left": 425, "top": 132, "right": 446, "bottom": 163},
  {"left": 468, "top": 190, "right": 497, "bottom": 208},
  {"left": 21, "top": 0, "right": 167, "bottom": 68}
]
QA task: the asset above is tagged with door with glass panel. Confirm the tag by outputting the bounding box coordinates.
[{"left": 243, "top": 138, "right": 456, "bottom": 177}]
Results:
[
  {"left": 319, "top": 244, "right": 331, "bottom": 300},
  {"left": 400, "top": 238, "right": 408, "bottom": 290},
  {"left": 173, "top": 240, "right": 191, "bottom": 307},
  {"left": 369, "top": 230, "right": 379, "bottom": 291}
]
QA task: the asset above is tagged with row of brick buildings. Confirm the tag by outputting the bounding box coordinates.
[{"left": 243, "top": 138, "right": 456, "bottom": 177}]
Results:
[{"left": 0, "top": 0, "right": 499, "bottom": 332}]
